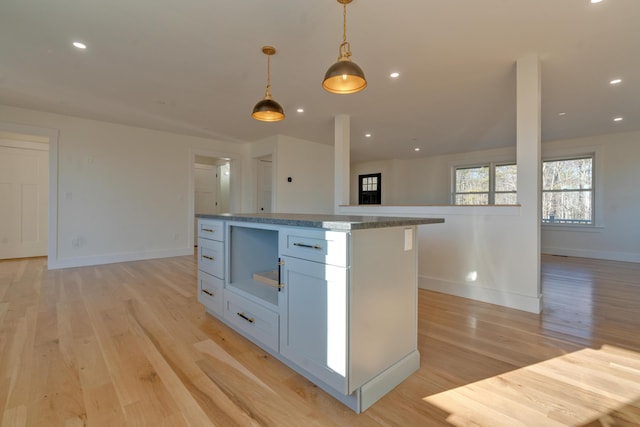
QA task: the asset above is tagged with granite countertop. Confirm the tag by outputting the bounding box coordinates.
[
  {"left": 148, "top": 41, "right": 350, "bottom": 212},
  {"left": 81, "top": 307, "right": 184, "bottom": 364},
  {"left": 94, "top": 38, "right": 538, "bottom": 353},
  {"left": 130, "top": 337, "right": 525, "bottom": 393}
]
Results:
[{"left": 196, "top": 213, "right": 444, "bottom": 231}]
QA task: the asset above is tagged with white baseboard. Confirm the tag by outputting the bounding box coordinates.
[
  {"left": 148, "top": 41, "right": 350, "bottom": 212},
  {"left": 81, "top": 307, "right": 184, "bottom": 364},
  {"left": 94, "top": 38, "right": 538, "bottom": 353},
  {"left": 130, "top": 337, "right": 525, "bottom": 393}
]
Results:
[
  {"left": 542, "top": 246, "right": 640, "bottom": 263},
  {"left": 359, "top": 350, "right": 420, "bottom": 413},
  {"left": 48, "top": 247, "right": 194, "bottom": 269},
  {"left": 419, "top": 275, "right": 542, "bottom": 313}
]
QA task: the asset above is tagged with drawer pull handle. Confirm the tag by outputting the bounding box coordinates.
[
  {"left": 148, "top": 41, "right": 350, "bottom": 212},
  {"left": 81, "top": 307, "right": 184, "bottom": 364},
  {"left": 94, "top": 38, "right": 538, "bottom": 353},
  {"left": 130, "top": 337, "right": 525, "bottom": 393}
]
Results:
[
  {"left": 293, "top": 242, "right": 322, "bottom": 250},
  {"left": 203, "top": 255, "right": 215, "bottom": 261},
  {"left": 202, "top": 228, "right": 214, "bottom": 232},
  {"left": 202, "top": 289, "right": 215, "bottom": 297},
  {"left": 278, "top": 257, "right": 283, "bottom": 293},
  {"left": 237, "top": 312, "right": 255, "bottom": 323}
]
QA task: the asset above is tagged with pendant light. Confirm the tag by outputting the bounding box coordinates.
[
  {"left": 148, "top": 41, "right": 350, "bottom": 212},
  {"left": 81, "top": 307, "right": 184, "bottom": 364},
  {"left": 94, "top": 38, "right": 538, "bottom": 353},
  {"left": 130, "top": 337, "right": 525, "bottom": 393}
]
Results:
[
  {"left": 252, "top": 46, "right": 285, "bottom": 122},
  {"left": 322, "top": 0, "right": 367, "bottom": 94}
]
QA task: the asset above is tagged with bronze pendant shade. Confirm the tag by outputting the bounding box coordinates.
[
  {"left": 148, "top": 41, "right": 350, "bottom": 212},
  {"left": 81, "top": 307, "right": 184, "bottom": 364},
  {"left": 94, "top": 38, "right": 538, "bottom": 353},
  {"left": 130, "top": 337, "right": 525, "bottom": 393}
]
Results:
[
  {"left": 322, "top": 0, "right": 367, "bottom": 94},
  {"left": 252, "top": 46, "right": 285, "bottom": 122}
]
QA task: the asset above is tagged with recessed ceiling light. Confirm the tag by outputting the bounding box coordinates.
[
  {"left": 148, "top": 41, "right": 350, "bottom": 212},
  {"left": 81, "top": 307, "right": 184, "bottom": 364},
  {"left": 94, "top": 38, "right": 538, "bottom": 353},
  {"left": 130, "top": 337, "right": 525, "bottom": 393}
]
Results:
[
  {"left": 390, "top": 72, "right": 400, "bottom": 78},
  {"left": 610, "top": 78, "right": 622, "bottom": 85},
  {"left": 590, "top": 0, "right": 603, "bottom": 3},
  {"left": 414, "top": 147, "right": 421, "bottom": 152},
  {"left": 296, "top": 108, "right": 304, "bottom": 113},
  {"left": 558, "top": 112, "right": 567, "bottom": 116},
  {"left": 614, "top": 117, "right": 623, "bottom": 122},
  {"left": 72, "top": 41, "right": 87, "bottom": 49},
  {"left": 365, "top": 133, "right": 372, "bottom": 138}
]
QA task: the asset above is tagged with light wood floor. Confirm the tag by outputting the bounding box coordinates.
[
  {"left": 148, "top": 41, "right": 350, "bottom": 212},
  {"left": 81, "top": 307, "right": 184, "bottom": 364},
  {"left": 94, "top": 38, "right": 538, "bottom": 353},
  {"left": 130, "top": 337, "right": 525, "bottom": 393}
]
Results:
[{"left": 0, "top": 254, "right": 639, "bottom": 426}]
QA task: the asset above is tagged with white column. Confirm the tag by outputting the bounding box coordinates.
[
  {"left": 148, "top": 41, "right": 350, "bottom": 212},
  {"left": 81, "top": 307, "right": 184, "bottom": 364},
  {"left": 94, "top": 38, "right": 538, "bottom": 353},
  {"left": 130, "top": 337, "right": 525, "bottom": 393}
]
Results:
[
  {"left": 516, "top": 54, "right": 542, "bottom": 311},
  {"left": 334, "top": 114, "right": 350, "bottom": 211}
]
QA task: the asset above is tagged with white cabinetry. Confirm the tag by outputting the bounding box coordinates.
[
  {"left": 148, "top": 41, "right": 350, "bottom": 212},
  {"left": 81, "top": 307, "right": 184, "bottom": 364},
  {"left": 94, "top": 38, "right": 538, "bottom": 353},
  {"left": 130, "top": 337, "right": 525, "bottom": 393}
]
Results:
[
  {"left": 196, "top": 217, "right": 421, "bottom": 413},
  {"left": 280, "top": 255, "right": 348, "bottom": 393},
  {"left": 197, "top": 220, "right": 225, "bottom": 317}
]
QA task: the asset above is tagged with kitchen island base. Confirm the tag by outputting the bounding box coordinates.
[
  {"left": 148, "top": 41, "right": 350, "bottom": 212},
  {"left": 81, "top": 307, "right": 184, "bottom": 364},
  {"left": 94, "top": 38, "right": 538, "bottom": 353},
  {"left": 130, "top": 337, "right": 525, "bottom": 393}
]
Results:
[{"left": 196, "top": 213, "right": 444, "bottom": 413}]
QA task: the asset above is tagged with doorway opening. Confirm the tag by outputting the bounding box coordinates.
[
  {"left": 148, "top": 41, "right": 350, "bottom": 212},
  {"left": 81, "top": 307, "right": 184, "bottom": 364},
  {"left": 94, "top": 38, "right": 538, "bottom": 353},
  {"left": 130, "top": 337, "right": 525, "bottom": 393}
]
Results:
[{"left": 191, "top": 151, "right": 235, "bottom": 248}]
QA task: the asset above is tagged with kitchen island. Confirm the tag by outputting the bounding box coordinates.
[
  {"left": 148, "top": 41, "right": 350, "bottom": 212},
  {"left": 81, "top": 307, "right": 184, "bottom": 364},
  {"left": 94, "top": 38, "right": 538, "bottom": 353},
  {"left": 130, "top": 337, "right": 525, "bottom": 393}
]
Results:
[{"left": 196, "top": 213, "right": 444, "bottom": 413}]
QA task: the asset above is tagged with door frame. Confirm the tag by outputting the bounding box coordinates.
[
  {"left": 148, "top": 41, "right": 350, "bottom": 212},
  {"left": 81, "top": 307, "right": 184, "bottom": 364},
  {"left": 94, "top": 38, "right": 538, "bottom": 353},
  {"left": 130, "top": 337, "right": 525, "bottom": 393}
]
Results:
[
  {"left": 188, "top": 148, "right": 241, "bottom": 249},
  {"left": 0, "top": 121, "right": 59, "bottom": 267}
]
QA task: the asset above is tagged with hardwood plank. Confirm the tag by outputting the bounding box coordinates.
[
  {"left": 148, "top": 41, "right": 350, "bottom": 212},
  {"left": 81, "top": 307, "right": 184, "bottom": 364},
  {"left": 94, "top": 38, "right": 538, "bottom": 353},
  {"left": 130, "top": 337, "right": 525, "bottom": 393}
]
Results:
[{"left": 0, "top": 254, "right": 638, "bottom": 425}]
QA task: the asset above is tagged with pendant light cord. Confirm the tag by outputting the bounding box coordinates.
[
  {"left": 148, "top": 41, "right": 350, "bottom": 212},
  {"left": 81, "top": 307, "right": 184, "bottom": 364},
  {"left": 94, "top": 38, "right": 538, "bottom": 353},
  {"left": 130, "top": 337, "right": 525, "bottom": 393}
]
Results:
[
  {"left": 339, "top": 1, "right": 352, "bottom": 59},
  {"left": 343, "top": 1, "right": 347, "bottom": 44},
  {"left": 265, "top": 53, "right": 272, "bottom": 99}
]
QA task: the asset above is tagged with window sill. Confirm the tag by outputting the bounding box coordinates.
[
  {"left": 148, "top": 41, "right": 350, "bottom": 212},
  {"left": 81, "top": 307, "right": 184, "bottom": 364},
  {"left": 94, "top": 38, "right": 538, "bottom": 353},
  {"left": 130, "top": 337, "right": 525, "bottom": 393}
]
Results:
[{"left": 541, "top": 224, "right": 604, "bottom": 233}]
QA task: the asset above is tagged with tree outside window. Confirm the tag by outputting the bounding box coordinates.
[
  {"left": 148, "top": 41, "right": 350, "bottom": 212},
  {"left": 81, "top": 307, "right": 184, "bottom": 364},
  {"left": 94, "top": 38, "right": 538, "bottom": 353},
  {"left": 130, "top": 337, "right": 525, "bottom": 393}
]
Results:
[
  {"left": 542, "top": 157, "right": 593, "bottom": 225},
  {"left": 453, "top": 155, "right": 594, "bottom": 226},
  {"left": 454, "top": 163, "right": 516, "bottom": 205}
]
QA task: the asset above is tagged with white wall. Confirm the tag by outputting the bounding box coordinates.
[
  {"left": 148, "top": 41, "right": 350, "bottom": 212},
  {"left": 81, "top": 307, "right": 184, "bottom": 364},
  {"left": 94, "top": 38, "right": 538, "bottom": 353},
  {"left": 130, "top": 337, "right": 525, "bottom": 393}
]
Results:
[
  {"left": 345, "top": 129, "right": 640, "bottom": 313},
  {"left": 339, "top": 204, "right": 540, "bottom": 312},
  {"left": 1, "top": 104, "right": 246, "bottom": 268},
  {"left": 246, "top": 136, "right": 277, "bottom": 213},
  {"left": 274, "top": 135, "right": 334, "bottom": 214},
  {"left": 541, "top": 131, "right": 640, "bottom": 263},
  {"left": 350, "top": 160, "right": 397, "bottom": 205},
  {"left": 351, "top": 147, "right": 518, "bottom": 205}
]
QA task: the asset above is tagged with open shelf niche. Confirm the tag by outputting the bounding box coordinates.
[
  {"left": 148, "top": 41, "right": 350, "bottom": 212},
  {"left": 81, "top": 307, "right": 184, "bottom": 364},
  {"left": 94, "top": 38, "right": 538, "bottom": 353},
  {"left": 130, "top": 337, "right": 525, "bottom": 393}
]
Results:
[{"left": 228, "top": 224, "right": 280, "bottom": 306}]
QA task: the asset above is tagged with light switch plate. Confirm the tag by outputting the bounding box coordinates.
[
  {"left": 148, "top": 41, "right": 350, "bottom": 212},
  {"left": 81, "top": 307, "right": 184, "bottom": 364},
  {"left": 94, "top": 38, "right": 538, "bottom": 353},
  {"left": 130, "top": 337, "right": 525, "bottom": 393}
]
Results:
[{"left": 404, "top": 228, "right": 413, "bottom": 251}]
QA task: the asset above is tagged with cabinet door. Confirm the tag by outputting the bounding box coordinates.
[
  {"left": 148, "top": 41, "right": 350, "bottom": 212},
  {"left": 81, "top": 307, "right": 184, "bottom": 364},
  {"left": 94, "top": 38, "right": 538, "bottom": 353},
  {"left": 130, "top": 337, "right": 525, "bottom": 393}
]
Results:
[{"left": 280, "top": 256, "right": 348, "bottom": 394}]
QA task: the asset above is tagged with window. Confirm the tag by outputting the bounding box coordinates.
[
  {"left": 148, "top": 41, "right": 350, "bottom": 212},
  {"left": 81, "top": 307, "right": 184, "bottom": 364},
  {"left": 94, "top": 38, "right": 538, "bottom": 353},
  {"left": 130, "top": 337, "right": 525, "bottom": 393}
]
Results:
[
  {"left": 495, "top": 164, "right": 518, "bottom": 204},
  {"left": 359, "top": 173, "right": 381, "bottom": 205},
  {"left": 454, "top": 165, "right": 489, "bottom": 204},
  {"left": 453, "top": 154, "right": 594, "bottom": 225},
  {"left": 454, "top": 163, "right": 517, "bottom": 205},
  {"left": 542, "top": 156, "right": 593, "bottom": 225}
]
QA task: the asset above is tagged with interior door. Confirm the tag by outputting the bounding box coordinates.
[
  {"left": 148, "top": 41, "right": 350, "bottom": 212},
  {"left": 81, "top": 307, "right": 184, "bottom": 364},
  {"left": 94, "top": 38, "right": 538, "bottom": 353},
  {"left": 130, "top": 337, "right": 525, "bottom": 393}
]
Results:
[
  {"left": 257, "top": 159, "right": 272, "bottom": 213},
  {"left": 0, "top": 141, "right": 48, "bottom": 259},
  {"left": 217, "top": 163, "right": 230, "bottom": 213},
  {"left": 195, "top": 163, "right": 218, "bottom": 214}
]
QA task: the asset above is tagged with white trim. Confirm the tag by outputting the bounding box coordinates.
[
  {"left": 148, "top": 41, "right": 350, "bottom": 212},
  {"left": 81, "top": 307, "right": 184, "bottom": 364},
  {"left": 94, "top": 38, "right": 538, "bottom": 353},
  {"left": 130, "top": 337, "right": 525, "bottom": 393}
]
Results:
[
  {"left": 419, "top": 275, "right": 543, "bottom": 314},
  {"left": 542, "top": 144, "right": 604, "bottom": 227},
  {"left": 48, "top": 247, "right": 193, "bottom": 269},
  {"left": 0, "top": 139, "right": 49, "bottom": 151},
  {"left": 0, "top": 121, "right": 59, "bottom": 268},
  {"left": 542, "top": 224, "right": 603, "bottom": 233},
  {"left": 338, "top": 204, "right": 520, "bottom": 217},
  {"left": 542, "top": 247, "right": 640, "bottom": 264}
]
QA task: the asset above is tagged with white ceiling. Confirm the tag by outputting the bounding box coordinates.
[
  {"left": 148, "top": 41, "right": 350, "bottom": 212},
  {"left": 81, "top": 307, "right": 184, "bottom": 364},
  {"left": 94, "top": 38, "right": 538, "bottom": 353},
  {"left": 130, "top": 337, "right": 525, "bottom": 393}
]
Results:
[{"left": 1, "top": 0, "right": 638, "bottom": 162}]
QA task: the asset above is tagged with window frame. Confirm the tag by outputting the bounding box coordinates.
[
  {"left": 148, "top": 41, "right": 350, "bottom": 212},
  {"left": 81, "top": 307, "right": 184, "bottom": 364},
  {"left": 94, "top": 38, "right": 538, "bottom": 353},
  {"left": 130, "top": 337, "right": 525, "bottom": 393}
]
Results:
[
  {"left": 452, "top": 162, "right": 517, "bottom": 205},
  {"left": 450, "top": 148, "right": 600, "bottom": 228},
  {"left": 541, "top": 154, "right": 595, "bottom": 227}
]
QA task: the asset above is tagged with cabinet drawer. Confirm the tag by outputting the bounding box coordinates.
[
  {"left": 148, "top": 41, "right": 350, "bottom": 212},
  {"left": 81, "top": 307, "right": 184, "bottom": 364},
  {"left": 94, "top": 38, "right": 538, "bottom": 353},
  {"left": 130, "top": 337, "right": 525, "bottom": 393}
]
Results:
[
  {"left": 198, "top": 271, "right": 224, "bottom": 317},
  {"left": 198, "top": 238, "right": 224, "bottom": 279},
  {"left": 280, "top": 228, "right": 348, "bottom": 267},
  {"left": 198, "top": 219, "right": 224, "bottom": 241},
  {"left": 224, "top": 292, "right": 279, "bottom": 352}
]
